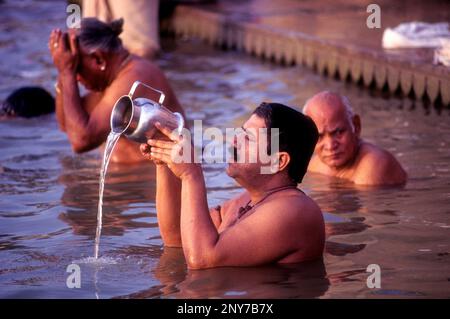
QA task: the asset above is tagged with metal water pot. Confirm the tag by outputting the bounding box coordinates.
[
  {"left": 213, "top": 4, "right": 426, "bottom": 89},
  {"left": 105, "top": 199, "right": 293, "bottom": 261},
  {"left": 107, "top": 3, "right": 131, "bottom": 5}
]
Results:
[{"left": 110, "top": 81, "right": 184, "bottom": 143}]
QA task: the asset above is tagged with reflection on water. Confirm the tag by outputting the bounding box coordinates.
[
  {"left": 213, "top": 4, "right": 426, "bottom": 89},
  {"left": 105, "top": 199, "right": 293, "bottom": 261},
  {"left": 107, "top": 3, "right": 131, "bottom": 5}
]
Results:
[
  {"left": 117, "top": 248, "right": 330, "bottom": 299},
  {"left": 57, "top": 155, "right": 157, "bottom": 240},
  {"left": 1, "top": 0, "right": 450, "bottom": 299}
]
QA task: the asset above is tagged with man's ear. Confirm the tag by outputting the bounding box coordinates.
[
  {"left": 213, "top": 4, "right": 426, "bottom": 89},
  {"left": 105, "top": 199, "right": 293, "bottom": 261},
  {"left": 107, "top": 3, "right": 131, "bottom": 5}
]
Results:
[
  {"left": 352, "top": 114, "right": 361, "bottom": 137},
  {"left": 277, "top": 151, "right": 291, "bottom": 172},
  {"left": 90, "top": 51, "right": 107, "bottom": 69}
]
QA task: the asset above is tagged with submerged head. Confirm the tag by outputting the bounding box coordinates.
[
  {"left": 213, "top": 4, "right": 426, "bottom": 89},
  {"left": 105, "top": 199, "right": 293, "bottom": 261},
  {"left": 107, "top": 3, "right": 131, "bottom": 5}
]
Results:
[
  {"left": 303, "top": 91, "right": 361, "bottom": 169},
  {"left": 1, "top": 86, "right": 55, "bottom": 119},
  {"left": 75, "top": 18, "right": 126, "bottom": 91},
  {"left": 227, "top": 102, "right": 318, "bottom": 187}
]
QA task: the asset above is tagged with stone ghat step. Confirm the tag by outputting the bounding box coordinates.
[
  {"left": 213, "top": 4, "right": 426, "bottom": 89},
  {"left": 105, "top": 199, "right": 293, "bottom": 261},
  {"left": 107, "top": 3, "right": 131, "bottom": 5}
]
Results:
[{"left": 163, "top": 5, "right": 450, "bottom": 106}]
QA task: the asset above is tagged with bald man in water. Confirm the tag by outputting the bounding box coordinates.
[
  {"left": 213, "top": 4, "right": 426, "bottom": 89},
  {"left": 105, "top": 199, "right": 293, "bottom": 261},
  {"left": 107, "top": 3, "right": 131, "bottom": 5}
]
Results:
[{"left": 303, "top": 91, "right": 407, "bottom": 186}]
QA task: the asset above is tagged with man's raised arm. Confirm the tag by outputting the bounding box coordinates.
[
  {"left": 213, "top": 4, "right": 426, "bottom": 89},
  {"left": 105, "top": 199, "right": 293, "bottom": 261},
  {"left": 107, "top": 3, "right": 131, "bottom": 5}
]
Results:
[{"left": 155, "top": 164, "right": 182, "bottom": 247}]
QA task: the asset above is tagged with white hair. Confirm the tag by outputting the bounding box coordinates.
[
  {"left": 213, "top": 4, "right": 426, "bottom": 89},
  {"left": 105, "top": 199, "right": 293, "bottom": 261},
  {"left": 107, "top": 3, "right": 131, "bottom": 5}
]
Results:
[{"left": 302, "top": 92, "right": 355, "bottom": 131}]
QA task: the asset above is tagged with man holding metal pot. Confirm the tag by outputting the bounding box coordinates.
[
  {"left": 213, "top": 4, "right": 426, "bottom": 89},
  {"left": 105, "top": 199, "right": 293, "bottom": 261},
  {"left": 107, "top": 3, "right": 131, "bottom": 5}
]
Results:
[{"left": 140, "top": 102, "right": 325, "bottom": 269}]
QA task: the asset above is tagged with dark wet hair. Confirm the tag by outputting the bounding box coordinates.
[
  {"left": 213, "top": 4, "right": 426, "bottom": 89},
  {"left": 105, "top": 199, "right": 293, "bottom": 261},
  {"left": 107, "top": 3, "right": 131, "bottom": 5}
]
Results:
[
  {"left": 253, "top": 102, "right": 319, "bottom": 183},
  {"left": 78, "top": 18, "right": 124, "bottom": 52},
  {"left": 1, "top": 87, "right": 55, "bottom": 118}
]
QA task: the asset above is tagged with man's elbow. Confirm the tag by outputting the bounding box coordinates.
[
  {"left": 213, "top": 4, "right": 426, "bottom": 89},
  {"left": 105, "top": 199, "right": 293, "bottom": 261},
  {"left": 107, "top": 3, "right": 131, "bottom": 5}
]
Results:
[
  {"left": 71, "top": 138, "right": 96, "bottom": 153},
  {"left": 72, "top": 145, "right": 89, "bottom": 154},
  {"left": 186, "top": 256, "right": 209, "bottom": 270},
  {"left": 185, "top": 253, "right": 219, "bottom": 270}
]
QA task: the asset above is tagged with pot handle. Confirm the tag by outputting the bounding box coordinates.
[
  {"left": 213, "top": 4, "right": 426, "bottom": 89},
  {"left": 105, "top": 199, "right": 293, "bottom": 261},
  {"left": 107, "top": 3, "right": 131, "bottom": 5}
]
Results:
[{"left": 128, "top": 81, "right": 166, "bottom": 104}]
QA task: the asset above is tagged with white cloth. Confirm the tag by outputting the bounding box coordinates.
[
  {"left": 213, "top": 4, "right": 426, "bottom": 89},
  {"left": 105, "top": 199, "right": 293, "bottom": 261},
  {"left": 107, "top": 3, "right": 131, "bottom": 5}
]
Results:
[
  {"left": 382, "top": 22, "right": 450, "bottom": 49},
  {"left": 434, "top": 39, "right": 450, "bottom": 67}
]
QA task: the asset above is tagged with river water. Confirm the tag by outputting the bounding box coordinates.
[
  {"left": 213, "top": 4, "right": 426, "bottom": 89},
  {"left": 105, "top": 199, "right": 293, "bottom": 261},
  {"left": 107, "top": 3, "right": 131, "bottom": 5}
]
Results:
[{"left": 0, "top": 0, "right": 449, "bottom": 298}]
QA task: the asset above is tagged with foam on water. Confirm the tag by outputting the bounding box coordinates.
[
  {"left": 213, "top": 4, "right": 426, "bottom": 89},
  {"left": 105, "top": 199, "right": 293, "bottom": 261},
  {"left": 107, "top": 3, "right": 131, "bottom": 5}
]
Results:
[{"left": 73, "top": 256, "right": 119, "bottom": 265}]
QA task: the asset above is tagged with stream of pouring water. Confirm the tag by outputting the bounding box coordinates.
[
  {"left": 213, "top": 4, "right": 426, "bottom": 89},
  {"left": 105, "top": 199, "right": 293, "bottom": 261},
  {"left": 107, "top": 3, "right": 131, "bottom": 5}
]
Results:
[{"left": 94, "top": 132, "right": 122, "bottom": 259}]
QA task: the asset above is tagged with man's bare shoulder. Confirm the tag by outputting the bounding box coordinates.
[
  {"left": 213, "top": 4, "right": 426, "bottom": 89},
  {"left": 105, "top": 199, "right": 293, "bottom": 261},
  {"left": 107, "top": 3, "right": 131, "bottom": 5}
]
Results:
[
  {"left": 251, "top": 191, "right": 323, "bottom": 228},
  {"left": 125, "top": 57, "right": 164, "bottom": 80},
  {"left": 238, "top": 191, "right": 324, "bottom": 259},
  {"left": 121, "top": 56, "right": 182, "bottom": 109},
  {"left": 99, "top": 58, "right": 160, "bottom": 103},
  {"left": 355, "top": 142, "right": 407, "bottom": 185}
]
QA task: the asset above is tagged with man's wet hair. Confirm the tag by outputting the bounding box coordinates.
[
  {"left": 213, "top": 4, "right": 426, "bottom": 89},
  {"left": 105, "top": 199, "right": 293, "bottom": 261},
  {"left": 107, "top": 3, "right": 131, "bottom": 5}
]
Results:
[
  {"left": 253, "top": 102, "right": 319, "bottom": 183},
  {"left": 1, "top": 87, "right": 55, "bottom": 118},
  {"left": 78, "top": 18, "right": 124, "bottom": 53}
]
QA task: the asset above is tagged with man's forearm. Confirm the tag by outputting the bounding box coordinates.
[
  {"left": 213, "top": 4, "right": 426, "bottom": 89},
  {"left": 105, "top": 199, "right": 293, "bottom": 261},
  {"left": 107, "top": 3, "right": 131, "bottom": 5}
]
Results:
[
  {"left": 55, "top": 75, "right": 65, "bottom": 131},
  {"left": 156, "top": 165, "right": 182, "bottom": 247},
  {"left": 60, "top": 72, "right": 90, "bottom": 150},
  {"left": 180, "top": 168, "right": 219, "bottom": 268}
]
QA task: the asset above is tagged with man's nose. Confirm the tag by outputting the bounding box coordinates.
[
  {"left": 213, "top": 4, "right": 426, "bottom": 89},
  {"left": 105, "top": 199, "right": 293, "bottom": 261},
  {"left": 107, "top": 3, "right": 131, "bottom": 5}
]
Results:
[{"left": 324, "top": 136, "right": 338, "bottom": 151}]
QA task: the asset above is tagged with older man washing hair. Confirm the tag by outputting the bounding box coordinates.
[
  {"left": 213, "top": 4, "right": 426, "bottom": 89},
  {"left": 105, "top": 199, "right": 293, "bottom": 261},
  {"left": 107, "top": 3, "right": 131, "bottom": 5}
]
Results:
[
  {"left": 48, "top": 18, "right": 183, "bottom": 163},
  {"left": 303, "top": 91, "right": 407, "bottom": 186}
]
